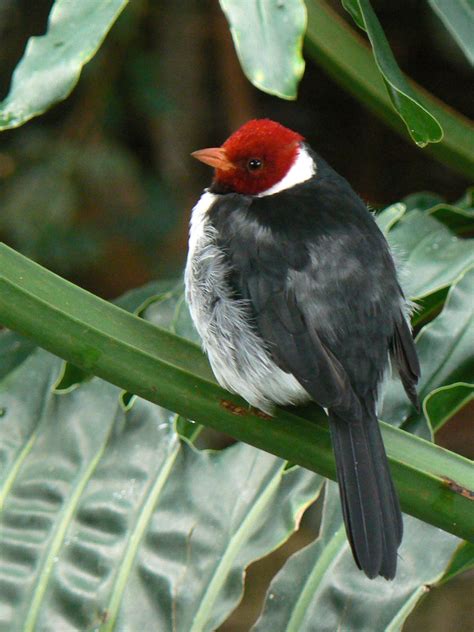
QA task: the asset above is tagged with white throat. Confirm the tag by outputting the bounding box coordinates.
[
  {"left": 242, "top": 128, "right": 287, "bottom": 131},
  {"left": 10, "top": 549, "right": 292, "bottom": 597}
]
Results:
[{"left": 257, "top": 145, "right": 316, "bottom": 197}]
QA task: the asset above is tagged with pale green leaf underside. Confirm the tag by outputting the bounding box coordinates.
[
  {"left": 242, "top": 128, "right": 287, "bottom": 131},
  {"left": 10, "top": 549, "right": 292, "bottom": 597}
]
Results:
[
  {"left": 375, "top": 202, "right": 406, "bottom": 234},
  {"left": 219, "top": 0, "right": 307, "bottom": 99},
  {"left": 387, "top": 210, "right": 474, "bottom": 300},
  {"left": 0, "top": 350, "right": 322, "bottom": 631},
  {"left": 0, "top": 0, "right": 129, "bottom": 130}
]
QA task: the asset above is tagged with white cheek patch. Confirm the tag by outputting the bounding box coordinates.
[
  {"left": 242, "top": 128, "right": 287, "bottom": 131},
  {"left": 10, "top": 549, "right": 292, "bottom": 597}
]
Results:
[{"left": 257, "top": 146, "right": 316, "bottom": 197}]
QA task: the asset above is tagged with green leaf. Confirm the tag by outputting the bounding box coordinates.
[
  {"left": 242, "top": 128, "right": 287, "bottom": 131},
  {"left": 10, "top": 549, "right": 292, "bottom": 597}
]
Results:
[
  {"left": 382, "top": 266, "right": 474, "bottom": 436},
  {"left": 304, "top": 1, "right": 474, "bottom": 178},
  {"left": 253, "top": 481, "right": 461, "bottom": 632},
  {"left": 113, "top": 280, "right": 171, "bottom": 314},
  {"left": 403, "top": 191, "right": 445, "bottom": 212},
  {"left": 455, "top": 186, "right": 474, "bottom": 209},
  {"left": 424, "top": 383, "right": 474, "bottom": 433},
  {"left": 411, "top": 286, "right": 449, "bottom": 328},
  {"left": 0, "top": 0, "right": 129, "bottom": 130},
  {"left": 219, "top": 0, "right": 307, "bottom": 99},
  {"left": 428, "top": 0, "right": 474, "bottom": 66},
  {"left": 441, "top": 541, "right": 474, "bottom": 584},
  {"left": 0, "top": 244, "right": 473, "bottom": 542},
  {"left": 54, "top": 280, "right": 169, "bottom": 392},
  {"left": 375, "top": 202, "right": 406, "bottom": 234},
  {"left": 0, "top": 349, "right": 323, "bottom": 630},
  {"left": 143, "top": 283, "right": 200, "bottom": 344},
  {"left": 402, "top": 189, "right": 474, "bottom": 235},
  {"left": 342, "top": 0, "right": 443, "bottom": 146},
  {"left": 0, "top": 330, "right": 36, "bottom": 381},
  {"left": 387, "top": 210, "right": 474, "bottom": 300},
  {"left": 428, "top": 204, "right": 474, "bottom": 235}
]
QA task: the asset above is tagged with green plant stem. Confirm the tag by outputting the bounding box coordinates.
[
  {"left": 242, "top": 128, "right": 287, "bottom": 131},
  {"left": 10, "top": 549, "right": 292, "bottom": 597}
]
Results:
[
  {"left": 305, "top": 0, "right": 474, "bottom": 179},
  {"left": 0, "top": 243, "right": 473, "bottom": 541}
]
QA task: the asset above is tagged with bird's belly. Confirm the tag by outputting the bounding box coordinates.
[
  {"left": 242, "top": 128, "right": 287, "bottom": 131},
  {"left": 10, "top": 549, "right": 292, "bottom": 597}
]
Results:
[{"left": 185, "top": 204, "right": 308, "bottom": 413}]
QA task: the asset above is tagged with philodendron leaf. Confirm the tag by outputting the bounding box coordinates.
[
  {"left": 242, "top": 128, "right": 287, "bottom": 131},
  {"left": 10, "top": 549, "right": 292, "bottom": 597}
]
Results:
[
  {"left": 375, "top": 202, "right": 406, "bottom": 235},
  {"left": 342, "top": 0, "right": 443, "bottom": 146},
  {"left": 384, "top": 196, "right": 473, "bottom": 325},
  {"left": 113, "top": 280, "right": 172, "bottom": 314},
  {"left": 0, "top": 329, "right": 36, "bottom": 381},
  {"left": 381, "top": 266, "right": 474, "bottom": 437},
  {"left": 386, "top": 210, "right": 474, "bottom": 301},
  {"left": 402, "top": 191, "right": 444, "bottom": 212},
  {"left": 0, "top": 348, "right": 323, "bottom": 631},
  {"left": 428, "top": 0, "right": 474, "bottom": 66},
  {"left": 143, "top": 282, "right": 200, "bottom": 344},
  {"left": 219, "top": 0, "right": 307, "bottom": 99},
  {"left": 423, "top": 383, "right": 474, "bottom": 433},
  {"left": 401, "top": 191, "right": 474, "bottom": 235},
  {"left": 456, "top": 187, "right": 474, "bottom": 209},
  {"left": 0, "top": 0, "right": 128, "bottom": 130},
  {"left": 253, "top": 481, "right": 461, "bottom": 632},
  {"left": 441, "top": 541, "right": 474, "bottom": 584},
  {"left": 428, "top": 204, "right": 474, "bottom": 235}
]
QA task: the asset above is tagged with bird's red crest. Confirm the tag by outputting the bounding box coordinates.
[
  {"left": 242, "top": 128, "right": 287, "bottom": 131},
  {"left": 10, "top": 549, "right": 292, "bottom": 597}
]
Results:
[{"left": 193, "top": 119, "right": 305, "bottom": 196}]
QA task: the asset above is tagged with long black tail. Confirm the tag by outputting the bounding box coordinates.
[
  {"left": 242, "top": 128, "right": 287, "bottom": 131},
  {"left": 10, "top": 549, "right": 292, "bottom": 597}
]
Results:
[{"left": 328, "top": 406, "right": 403, "bottom": 579}]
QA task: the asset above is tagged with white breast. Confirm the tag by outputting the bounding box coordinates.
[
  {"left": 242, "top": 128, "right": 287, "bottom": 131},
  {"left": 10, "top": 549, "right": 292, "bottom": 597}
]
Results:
[{"left": 184, "top": 191, "right": 309, "bottom": 413}]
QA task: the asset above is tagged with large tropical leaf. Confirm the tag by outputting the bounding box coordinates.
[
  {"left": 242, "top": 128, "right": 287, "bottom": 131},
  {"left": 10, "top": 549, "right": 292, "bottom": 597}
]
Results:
[
  {"left": 386, "top": 210, "right": 474, "bottom": 302},
  {"left": 0, "top": 0, "right": 128, "bottom": 130},
  {"left": 253, "top": 481, "right": 461, "bottom": 632},
  {"left": 219, "top": 0, "right": 307, "bottom": 99},
  {"left": 0, "top": 350, "right": 323, "bottom": 631},
  {"left": 381, "top": 266, "right": 474, "bottom": 437}
]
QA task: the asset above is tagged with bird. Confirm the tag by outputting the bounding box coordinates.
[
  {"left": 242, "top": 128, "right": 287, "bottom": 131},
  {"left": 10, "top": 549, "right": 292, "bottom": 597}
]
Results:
[{"left": 185, "top": 119, "right": 420, "bottom": 580}]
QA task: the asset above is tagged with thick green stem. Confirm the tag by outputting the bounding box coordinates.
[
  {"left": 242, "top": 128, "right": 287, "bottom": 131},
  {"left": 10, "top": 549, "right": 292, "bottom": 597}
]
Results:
[
  {"left": 305, "top": 0, "right": 474, "bottom": 179},
  {"left": 0, "top": 243, "right": 473, "bottom": 541}
]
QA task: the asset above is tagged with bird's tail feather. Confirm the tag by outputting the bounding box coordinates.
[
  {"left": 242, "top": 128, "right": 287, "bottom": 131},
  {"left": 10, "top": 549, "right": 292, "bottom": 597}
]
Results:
[{"left": 329, "top": 405, "right": 402, "bottom": 580}]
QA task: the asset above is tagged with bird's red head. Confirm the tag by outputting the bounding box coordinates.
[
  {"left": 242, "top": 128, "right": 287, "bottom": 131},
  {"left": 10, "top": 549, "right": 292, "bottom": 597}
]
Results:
[{"left": 192, "top": 119, "right": 304, "bottom": 195}]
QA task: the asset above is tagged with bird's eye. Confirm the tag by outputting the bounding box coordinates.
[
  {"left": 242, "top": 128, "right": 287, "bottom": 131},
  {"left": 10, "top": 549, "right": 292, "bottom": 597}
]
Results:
[{"left": 247, "top": 158, "right": 263, "bottom": 172}]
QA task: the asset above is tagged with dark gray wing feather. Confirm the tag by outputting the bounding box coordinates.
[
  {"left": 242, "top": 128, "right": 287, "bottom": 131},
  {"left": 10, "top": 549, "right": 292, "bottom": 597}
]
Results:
[{"left": 391, "top": 314, "right": 421, "bottom": 410}]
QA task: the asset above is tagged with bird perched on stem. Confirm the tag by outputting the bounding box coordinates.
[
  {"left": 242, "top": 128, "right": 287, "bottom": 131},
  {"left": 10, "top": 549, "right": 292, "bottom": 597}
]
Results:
[{"left": 185, "top": 119, "right": 420, "bottom": 580}]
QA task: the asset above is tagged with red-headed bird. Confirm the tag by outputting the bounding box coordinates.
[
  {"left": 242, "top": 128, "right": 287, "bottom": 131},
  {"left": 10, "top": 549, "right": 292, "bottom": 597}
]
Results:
[{"left": 185, "top": 119, "right": 420, "bottom": 579}]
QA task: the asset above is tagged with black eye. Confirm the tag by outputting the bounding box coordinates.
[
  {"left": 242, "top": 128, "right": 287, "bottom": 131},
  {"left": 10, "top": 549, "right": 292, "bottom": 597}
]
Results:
[{"left": 247, "top": 158, "right": 263, "bottom": 171}]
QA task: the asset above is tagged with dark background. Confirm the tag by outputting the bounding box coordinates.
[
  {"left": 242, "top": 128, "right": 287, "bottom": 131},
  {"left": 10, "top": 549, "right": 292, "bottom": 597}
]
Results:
[{"left": 0, "top": 2, "right": 472, "bottom": 630}]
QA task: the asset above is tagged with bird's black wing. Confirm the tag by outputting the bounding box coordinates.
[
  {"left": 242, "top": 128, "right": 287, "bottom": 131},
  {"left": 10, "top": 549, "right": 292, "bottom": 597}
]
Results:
[
  {"left": 391, "top": 312, "right": 421, "bottom": 410},
  {"left": 244, "top": 268, "right": 360, "bottom": 414}
]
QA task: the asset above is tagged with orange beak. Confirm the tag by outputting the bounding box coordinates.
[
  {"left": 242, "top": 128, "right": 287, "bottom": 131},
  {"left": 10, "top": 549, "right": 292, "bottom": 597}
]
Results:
[{"left": 191, "top": 147, "right": 234, "bottom": 171}]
